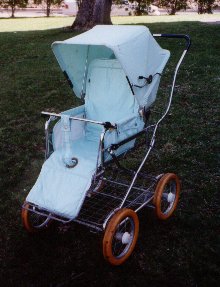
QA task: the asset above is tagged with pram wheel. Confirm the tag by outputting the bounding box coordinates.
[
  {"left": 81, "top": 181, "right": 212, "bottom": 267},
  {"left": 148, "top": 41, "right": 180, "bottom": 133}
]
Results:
[
  {"left": 154, "top": 173, "right": 180, "bottom": 220},
  {"left": 21, "top": 203, "right": 52, "bottom": 233},
  {"left": 103, "top": 208, "right": 139, "bottom": 265}
]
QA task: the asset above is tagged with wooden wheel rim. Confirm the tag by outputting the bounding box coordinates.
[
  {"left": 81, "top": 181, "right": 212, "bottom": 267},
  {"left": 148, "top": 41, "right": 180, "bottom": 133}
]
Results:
[
  {"left": 103, "top": 208, "right": 139, "bottom": 265},
  {"left": 154, "top": 173, "right": 180, "bottom": 220}
]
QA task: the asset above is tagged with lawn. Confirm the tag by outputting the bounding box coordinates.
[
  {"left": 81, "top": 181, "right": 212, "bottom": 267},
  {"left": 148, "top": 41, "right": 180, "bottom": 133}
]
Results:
[
  {"left": 0, "top": 13, "right": 219, "bottom": 32},
  {"left": 0, "top": 17, "right": 219, "bottom": 286}
]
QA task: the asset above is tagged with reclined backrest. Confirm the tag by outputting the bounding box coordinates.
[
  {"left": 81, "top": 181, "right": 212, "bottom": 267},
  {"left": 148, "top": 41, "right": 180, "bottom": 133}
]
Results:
[{"left": 85, "top": 59, "right": 139, "bottom": 123}]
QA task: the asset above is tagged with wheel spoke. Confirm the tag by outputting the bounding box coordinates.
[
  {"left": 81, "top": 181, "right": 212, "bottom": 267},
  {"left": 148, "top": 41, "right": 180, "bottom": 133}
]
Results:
[
  {"left": 162, "top": 192, "right": 168, "bottom": 200},
  {"left": 112, "top": 217, "right": 134, "bottom": 258}
]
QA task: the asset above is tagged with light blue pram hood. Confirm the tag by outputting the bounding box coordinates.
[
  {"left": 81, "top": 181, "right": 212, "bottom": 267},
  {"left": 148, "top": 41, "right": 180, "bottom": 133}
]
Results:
[{"left": 52, "top": 25, "right": 170, "bottom": 107}]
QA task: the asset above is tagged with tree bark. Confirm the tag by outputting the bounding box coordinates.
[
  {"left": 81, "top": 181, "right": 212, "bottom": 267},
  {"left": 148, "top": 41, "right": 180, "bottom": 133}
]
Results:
[
  {"left": 72, "top": 0, "right": 95, "bottom": 30},
  {"left": 136, "top": 0, "right": 141, "bottom": 16},
  {"left": 93, "top": 0, "right": 112, "bottom": 25},
  {"left": 206, "top": 3, "right": 213, "bottom": 14},
  {"left": 72, "top": 0, "right": 112, "bottom": 30},
  {"left": 11, "top": 6, "right": 15, "bottom": 18},
  {"left": 46, "top": 0, "right": 51, "bottom": 17},
  {"left": 170, "top": 0, "right": 177, "bottom": 15},
  {"left": 76, "top": 0, "right": 82, "bottom": 9}
]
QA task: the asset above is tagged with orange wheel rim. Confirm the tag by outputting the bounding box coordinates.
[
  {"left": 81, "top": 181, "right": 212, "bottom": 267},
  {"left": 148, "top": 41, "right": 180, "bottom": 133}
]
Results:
[
  {"left": 154, "top": 173, "right": 180, "bottom": 220},
  {"left": 103, "top": 208, "right": 139, "bottom": 265},
  {"left": 21, "top": 203, "right": 35, "bottom": 233}
]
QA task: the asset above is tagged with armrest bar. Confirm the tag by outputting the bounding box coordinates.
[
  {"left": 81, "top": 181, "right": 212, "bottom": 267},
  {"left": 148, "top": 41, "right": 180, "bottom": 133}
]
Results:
[
  {"left": 41, "top": 111, "right": 116, "bottom": 129},
  {"left": 110, "top": 129, "right": 147, "bottom": 151}
]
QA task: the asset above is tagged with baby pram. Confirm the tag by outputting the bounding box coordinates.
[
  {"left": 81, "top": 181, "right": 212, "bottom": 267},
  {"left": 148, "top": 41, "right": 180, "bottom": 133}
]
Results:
[{"left": 22, "top": 25, "right": 191, "bottom": 265}]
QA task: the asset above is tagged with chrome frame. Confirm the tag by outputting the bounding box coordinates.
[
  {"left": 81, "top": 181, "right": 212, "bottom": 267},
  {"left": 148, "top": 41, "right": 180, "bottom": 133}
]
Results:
[
  {"left": 41, "top": 111, "right": 117, "bottom": 129},
  {"left": 45, "top": 115, "right": 56, "bottom": 159},
  {"left": 24, "top": 34, "right": 191, "bottom": 232}
]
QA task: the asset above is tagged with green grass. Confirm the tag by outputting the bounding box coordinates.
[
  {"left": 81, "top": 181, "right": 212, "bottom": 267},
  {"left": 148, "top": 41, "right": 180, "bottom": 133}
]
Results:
[
  {"left": 0, "top": 14, "right": 219, "bottom": 32},
  {"left": 0, "top": 18, "right": 219, "bottom": 286}
]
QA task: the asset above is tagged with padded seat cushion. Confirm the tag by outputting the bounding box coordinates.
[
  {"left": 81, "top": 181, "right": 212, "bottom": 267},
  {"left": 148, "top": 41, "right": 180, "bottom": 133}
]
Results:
[
  {"left": 85, "top": 59, "right": 139, "bottom": 122},
  {"left": 85, "top": 58, "right": 139, "bottom": 142}
]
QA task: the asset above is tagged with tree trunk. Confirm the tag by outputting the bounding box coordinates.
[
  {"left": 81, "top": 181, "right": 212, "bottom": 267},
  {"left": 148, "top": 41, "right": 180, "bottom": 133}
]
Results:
[
  {"left": 72, "top": 0, "right": 95, "bottom": 30},
  {"left": 76, "top": 0, "right": 82, "bottom": 10},
  {"left": 46, "top": 0, "right": 51, "bottom": 17},
  {"left": 93, "top": 0, "right": 112, "bottom": 25},
  {"left": 206, "top": 3, "right": 213, "bottom": 14},
  {"left": 11, "top": 6, "right": 15, "bottom": 18},
  {"left": 72, "top": 0, "right": 112, "bottom": 30},
  {"left": 198, "top": 4, "right": 202, "bottom": 14},
  {"left": 136, "top": 0, "right": 141, "bottom": 16},
  {"left": 170, "top": 0, "right": 177, "bottom": 15}
]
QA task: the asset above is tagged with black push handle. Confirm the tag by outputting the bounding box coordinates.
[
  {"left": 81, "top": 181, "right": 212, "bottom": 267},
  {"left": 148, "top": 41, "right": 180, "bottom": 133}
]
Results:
[{"left": 153, "top": 33, "right": 191, "bottom": 51}]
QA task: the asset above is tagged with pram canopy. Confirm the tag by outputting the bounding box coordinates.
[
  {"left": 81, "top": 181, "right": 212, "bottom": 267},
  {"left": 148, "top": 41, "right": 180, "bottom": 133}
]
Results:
[{"left": 52, "top": 25, "right": 170, "bottom": 107}]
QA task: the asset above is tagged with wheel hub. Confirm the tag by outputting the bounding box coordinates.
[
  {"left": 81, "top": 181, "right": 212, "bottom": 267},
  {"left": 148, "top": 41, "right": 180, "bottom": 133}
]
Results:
[
  {"left": 122, "top": 232, "right": 131, "bottom": 244},
  {"left": 167, "top": 192, "right": 175, "bottom": 203}
]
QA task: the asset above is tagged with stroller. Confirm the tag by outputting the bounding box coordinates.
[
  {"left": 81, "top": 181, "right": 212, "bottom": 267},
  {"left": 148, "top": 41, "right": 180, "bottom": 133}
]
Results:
[{"left": 22, "top": 25, "right": 191, "bottom": 265}]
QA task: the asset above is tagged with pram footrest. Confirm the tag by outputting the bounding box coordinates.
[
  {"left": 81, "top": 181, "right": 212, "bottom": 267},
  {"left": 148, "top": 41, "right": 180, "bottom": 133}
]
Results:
[{"left": 22, "top": 202, "right": 73, "bottom": 224}]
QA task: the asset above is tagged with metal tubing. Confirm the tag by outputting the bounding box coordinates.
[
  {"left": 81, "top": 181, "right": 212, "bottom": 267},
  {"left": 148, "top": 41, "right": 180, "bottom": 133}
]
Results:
[
  {"left": 103, "top": 209, "right": 120, "bottom": 230},
  {"left": 104, "top": 178, "right": 147, "bottom": 193},
  {"left": 45, "top": 119, "right": 50, "bottom": 160},
  {"left": 73, "top": 219, "right": 103, "bottom": 232},
  {"left": 22, "top": 203, "right": 73, "bottom": 224},
  {"left": 119, "top": 142, "right": 154, "bottom": 208},
  {"left": 119, "top": 37, "right": 190, "bottom": 209},
  {"left": 100, "top": 130, "right": 107, "bottom": 167},
  {"left": 153, "top": 33, "right": 191, "bottom": 51},
  {"left": 109, "top": 124, "right": 155, "bottom": 153},
  {"left": 134, "top": 195, "right": 154, "bottom": 213},
  {"left": 41, "top": 111, "right": 116, "bottom": 128},
  {"left": 110, "top": 127, "right": 148, "bottom": 151},
  {"left": 44, "top": 116, "right": 56, "bottom": 160}
]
